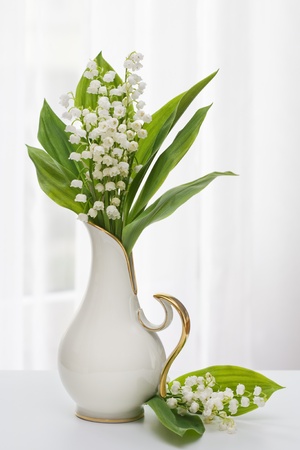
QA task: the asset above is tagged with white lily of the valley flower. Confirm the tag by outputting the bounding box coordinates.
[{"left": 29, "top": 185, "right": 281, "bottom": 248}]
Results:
[
  {"left": 166, "top": 398, "right": 178, "bottom": 409},
  {"left": 69, "top": 134, "right": 81, "bottom": 144},
  {"left": 136, "top": 100, "right": 145, "bottom": 110},
  {"left": 70, "top": 180, "right": 83, "bottom": 189},
  {"left": 75, "top": 194, "right": 87, "bottom": 203},
  {"left": 103, "top": 137, "right": 114, "bottom": 149},
  {"left": 93, "top": 145, "right": 105, "bottom": 156},
  {"left": 109, "top": 166, "right": 120, "bottom": 177},
  {"left": 131, "top": 90, "right": 141, "bottom": 101},
  {"left": 118, "top": 123, "right": 127, "bottom": 133},
  {"left": 112, "top": 147, "right": 123, "bottom": 158},
  {"left": 126, "top": 130, "right": 135, "bottom": 141},
  {"left": 130, "top": 120, "right": 142, "bottom": 131},
  {"left": 103, "top": 71, "right": 116, "bottom": 82},
  {"left": 137, "top": 128, "right": 147, "bottom": 139},
  {"left": 105, "top": 182, "right": 116, "bottom": 191},
  {"left": 102, "top": 154, "right": 113, "bottom": 166},
  {"left": 124, "top": 59, "right": 135, "bottom": 70},
  {"left": 93, "top": 201, "right": 104, "bottom": 211},
  {"left": 127, "top": 75, "right": 137, "bottom": 85},
  {"left": 111, "top": 197, "right": 121, "bottom": 207},
  {"left": 118, "top": 162, "right": 129, "bottom": 176},
  {"left": 138, "top": 81, "right": 146, "bottom": 92},
  {"left": 189, "top": 402, "right": 199, "bottom": 414},
  {"left": 62, "top": 111, "right": 72, "bottom": 120},
  {"left": 253, "top": 396, "right": 265, "bottom": 407},
  {"left": 65, "top": 124, "right": 77, "bottom": 133},
  {"left": 240, "top": 396, "right": 250, "bottom": 407},
  {"left": 89, "top": 128, "right": 101, "bottom": 140},
  {"left": 110, "top": 88, "right": 122, "bottom": 96},
  {"left": 114, "top": 105, "right": 126, "bottom": 118},
  {"left": 170, "top": 381, "right": 181, "bottom": 395},
  {"left": 81, "top": 150, "right": 93, "bottom": 159},
  {"left": 224, "top": 387, "right": 234, "bottom": 399},
  {"left": 185, "top": 376, "right": 198, "bottom": 387},
  {"left": 77, "top": 213, "right": 88, "bottom": 222},
  {"left": 88, "top": 208, "right": 98, "bottom": 218},
  {"left": 71, "top": 107, "right": 81, "bottom": 118},
  {"left": 87, "top": 60, "right": 97, "bottom": 70},
  {"left": 228, "top": 398, "right": 239, "bottom": 415},
  {"left": 92, "top": 169, "right": 103, "bottom": 180},
  {"left": 76, "top": 128, "right": 87, "bottom": 138},
  {"left": 69, "top": 152, "right": 81, "bottom": 161},
  {"left": 213, "top": 396, "right": 225, "bottom": 411},
  {"left": 106, "top": 205, "right": 120, "bottom": 220},
  {"left": 131, "top": 52, "right": 144, "bottom": 63},
  {"left": 102, "top": 168, "right": 111, "bottom": 177},
  {"left": 183, "top": 391, "right": 194, "bottom": 403},
  {"left": 205, "top": 373, "right": 216, "bottom": 387},
  {"left": 87, "top": 80, "right": 101, "bottom": 94},
  {"left": 117, "top": 181, "right": 126, "bottom": 191},
  {"left": 59, "top": 93, "right": 71, "bottom": 108},
  {"left": 143, "top": 113, "right": 152, "bottom": 123},
  {"left": 107, "top": 117, "right": 119, "bottom": 128},
  {"left": 125, "top": 52, "right": 143, "bottom": 71},
  {"left": 253, "top": 386, "right": 262, "bottom": 396},
  {"left": 84, "top": 70, "right": 93, "bottom": 79},
  {"left": 95, "top": 183, "right": 104, "bottom": 193},
  {"left": 236, "top": 384, "right": 245, "bottom": 396},
  {"left": 97, "top": 86, "right": 106, "bottom": 96},
  {"left": 128, "top": 141, "right": 138, "bottom": 153},
  {"left": 98, "top": 96, "right": 111, "bottom": 110},
  {"left": 84, "top": 112, "right": 98, "bottom": 125}
]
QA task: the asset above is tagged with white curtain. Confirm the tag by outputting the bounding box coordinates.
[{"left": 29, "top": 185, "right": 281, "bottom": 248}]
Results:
[{"left": 0, "top": 0, "right": 299, "bottom": 373}]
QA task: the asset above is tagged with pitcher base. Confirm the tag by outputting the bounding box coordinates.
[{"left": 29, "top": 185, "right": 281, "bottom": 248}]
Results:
[{"left": 75, "top": 409, "right": 144, "bottom": 423}]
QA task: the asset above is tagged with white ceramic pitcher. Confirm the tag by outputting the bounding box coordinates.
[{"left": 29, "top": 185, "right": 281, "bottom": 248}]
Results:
[{"left": 58, "top": 222, "right": 190, "bottom": 422}]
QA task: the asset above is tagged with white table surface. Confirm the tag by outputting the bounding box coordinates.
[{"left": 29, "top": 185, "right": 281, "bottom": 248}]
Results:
[{"left": 0, "top": 370, "right": 299, "bottom": 450}]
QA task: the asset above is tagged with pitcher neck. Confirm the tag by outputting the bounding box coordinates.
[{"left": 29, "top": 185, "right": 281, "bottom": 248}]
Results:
[{"left": 85, "top": 222, "right": 137, "bottom": 296}]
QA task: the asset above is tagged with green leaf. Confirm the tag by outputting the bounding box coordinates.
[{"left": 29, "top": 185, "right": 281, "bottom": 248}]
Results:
[
  {"left": 122, "top": 171, "right": 236, "bottom": 254},
  {"left": 27, "top": 145, "right": 82, "bottom": 214},
  {"left": 136, "top": 70, "right": 218, "bottom": 167},
  {"left": 125, "top": 72, "right": 218, "bottom": 223},
  {"left": 37, "top": 100, "right": 78, "bottom": 175},
  {"left": 173, "top": 70, "right": 218, "bottom": 127},
  {"left": 136, "top": 96, "right": 181, "bottom": 166},
  {"left": 175, "top": 365, "right": 284, "bottom": 417},
  {"left": 123, "top": 108, "right": 178, "bottom": 222},
  {"left": 74, "top": 51, "right": 123, "bottom": 110},
  {"left": 129, "top": 105, "right": 211, "bottom": 221},
  {"left": 146, "top": 395, "right": 205, "bottom": 437}
]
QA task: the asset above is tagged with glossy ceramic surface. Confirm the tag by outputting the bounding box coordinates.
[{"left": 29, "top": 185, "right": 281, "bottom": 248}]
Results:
[{"left": 58, "top": 223, "right": 168, "bottom": 421}]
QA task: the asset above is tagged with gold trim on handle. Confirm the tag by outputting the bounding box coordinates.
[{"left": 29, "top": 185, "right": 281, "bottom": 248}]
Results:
[
  {"left": 154, "top": 294, "right": 191, "bottom": 397},
  {"left": 137, "top": 296, "right": 173, "bottom": 331},
  {"left": 138, "top": 292, "right": 190, "bottom": 398}
]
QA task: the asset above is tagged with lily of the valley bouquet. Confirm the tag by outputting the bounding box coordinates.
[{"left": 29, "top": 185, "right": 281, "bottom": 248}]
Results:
[{"left": 28, "top": 51, "right": 282, "bottom": 438}]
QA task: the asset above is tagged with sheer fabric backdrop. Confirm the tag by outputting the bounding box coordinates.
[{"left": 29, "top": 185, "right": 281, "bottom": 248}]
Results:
[{"left": 0, "top": 0, "right": 299, "bottom": 372}]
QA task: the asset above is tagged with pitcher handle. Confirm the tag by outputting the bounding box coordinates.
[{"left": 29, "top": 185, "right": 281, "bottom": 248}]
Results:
[{"left": 137, "top": 293, "right": 191, "bottom": 397}]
